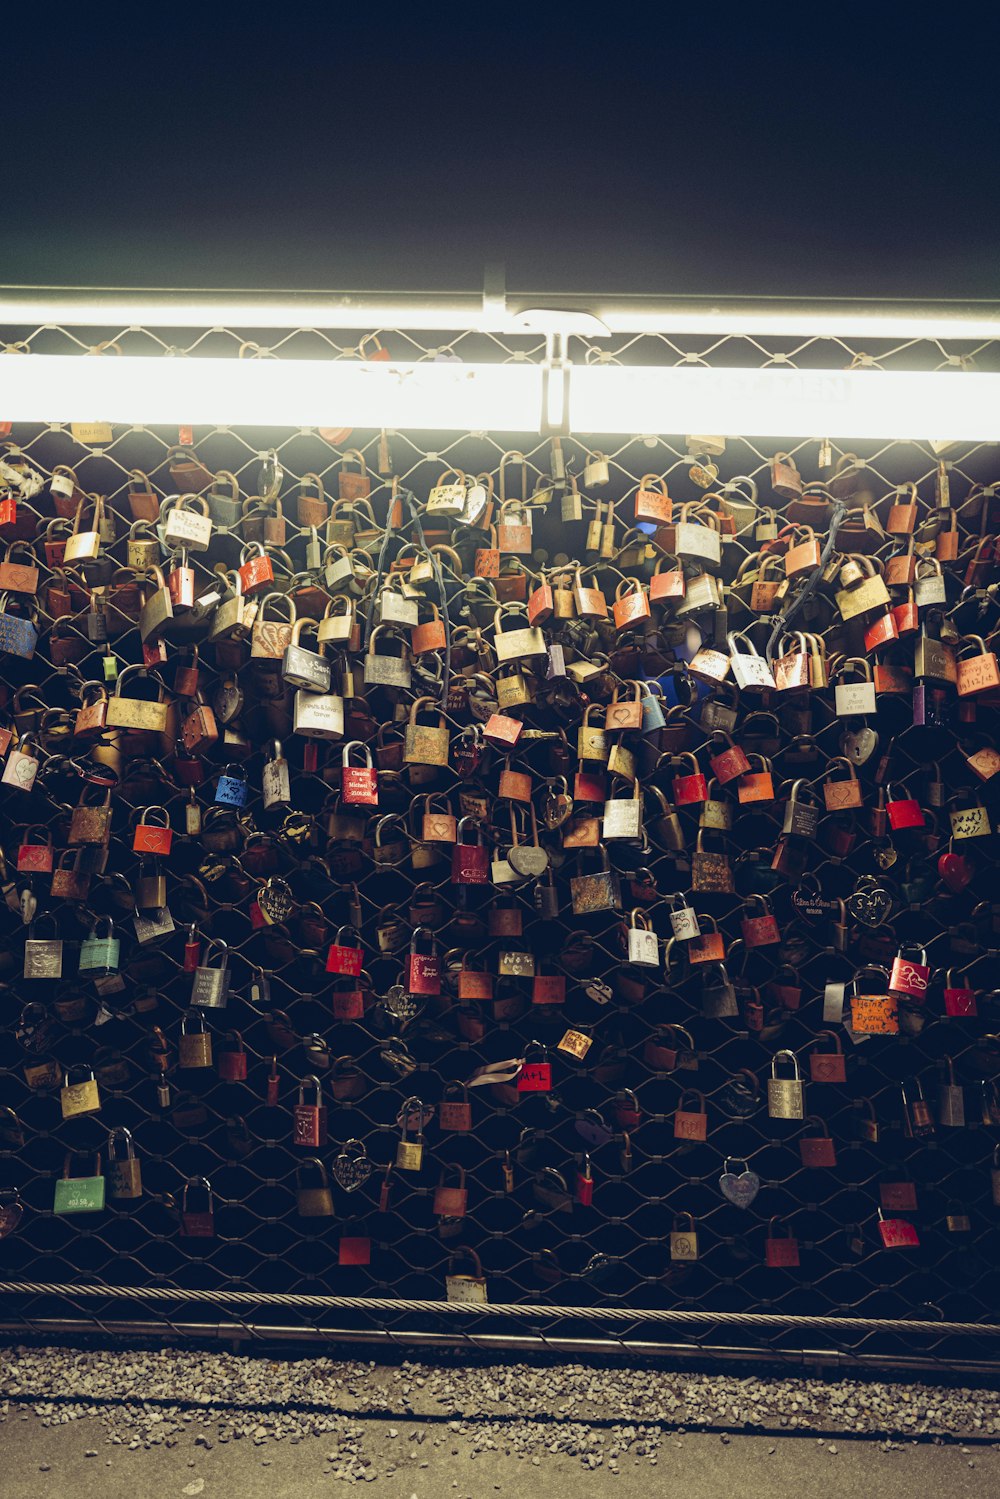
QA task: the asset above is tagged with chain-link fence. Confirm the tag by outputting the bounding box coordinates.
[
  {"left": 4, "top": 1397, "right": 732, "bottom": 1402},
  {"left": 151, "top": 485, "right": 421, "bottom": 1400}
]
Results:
[{"left": 1, "top": 318, "right": 1000, "bottom": 1370}]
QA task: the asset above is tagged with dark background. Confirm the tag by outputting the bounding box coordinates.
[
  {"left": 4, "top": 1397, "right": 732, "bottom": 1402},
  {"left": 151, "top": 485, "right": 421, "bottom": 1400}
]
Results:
[{"left": 5, "top": 4, "right": 999, "bottom": 298}]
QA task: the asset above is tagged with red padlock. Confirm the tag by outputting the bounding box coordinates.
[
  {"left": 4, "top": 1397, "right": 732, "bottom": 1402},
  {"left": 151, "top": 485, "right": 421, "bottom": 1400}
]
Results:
[
  {"left": 708, "top": 733, "right": 751, "bottom": 785},
  {"left": 889, "top": 945, "right": 931, "bottom": 1001},
  {"left": 180, "top": 1177, "right": 215, "bottom": 1238},
  {"left": 266, "top": 1057, "right": 280, "bottom": 1107},
  {"left": 672, "top": 752, "right": 708, "bottom": 805},
  {"left": 886, "top": 782, "right": 924, "bottom": 830},
  {"left": 406, "top": 928, "right": 441, "bottom": 995},
  {"left": 183, "top": 926, "right": 201, "bottom": 973},
  {"left": 132, "top": 806, "right": 173, "bottom": 856},
  {"left": 484, "top": 712, "right": 523, "bottom": 750},
  {"left": 238, "top": 542, "right": 275, "bottom": 595},
  {"left": 740, "top": 895, "right": 780, "bottom": 947},
  {"left": 527, "top": 582, "right": 554, "bottom": 625},
  {"left": 532, "top": 974, "right": 566, "bottom": 1005},
  {"left": 167, "top": 549, "right": 196, "bottom": 609},
  {"left": 451, "top": 817, "right": 489, "bottom": 884},
  {"left": 517, "top": 1042, "right": 552, "bottom": 1092},
  {"left": 863, "top": 608, "right": 899, "bottom": 653},
  {"left": 765, "top": 1217, "right": 800, "bottom": 1267},
  {"left": 614, "top": 1089, "right": 641, "bottom": 1129},
  {"left": 292, "top": 1076, "right": 328, "bottom": 1147},
  {"left": 575, "top": 1156, "right": 594, "bottom": 1205},
  {"left": 217, "top": 1032, "right": 248, "bottom": 1082},
  {"left": 16, "top": 827, "right": 53, "bottom": 872},
  {"left": 325, "top": 926, "right": 364, "bottom": 976},
  {"left": 943, "top": 970, "right": 977, "bottom": 1016},
  {"left": 332, "top": 988, "right": 365, "bottom": 1020},
  {"left": 878, "top": 1211, "right": 920, "bottom": 1248},
  {"left": 341, "top": 741, "right": 378, "bottom": 806}
]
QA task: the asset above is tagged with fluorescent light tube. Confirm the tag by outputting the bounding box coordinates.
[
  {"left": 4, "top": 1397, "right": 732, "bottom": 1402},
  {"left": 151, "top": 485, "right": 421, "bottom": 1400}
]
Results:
[
  {"left": 1, "top": 352, "right": 997, "bottom": 441},
  {"left": 0, "top": 355, "right": 543, "bottom": 432},
  {"left": 571, "top": 364, "right": 1000, "bottom": 441}
]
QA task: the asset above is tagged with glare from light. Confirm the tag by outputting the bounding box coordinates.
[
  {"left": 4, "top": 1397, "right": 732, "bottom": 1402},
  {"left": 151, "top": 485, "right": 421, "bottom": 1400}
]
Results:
[
  {"left": 0, "top": 355, "right": 543, "bottom": 432},
  {"left": 1, "top": 352, "right": 998, "bottom": 441},
  {"left": 571, "top": 364, "right": 1000, "bottom": 441}
]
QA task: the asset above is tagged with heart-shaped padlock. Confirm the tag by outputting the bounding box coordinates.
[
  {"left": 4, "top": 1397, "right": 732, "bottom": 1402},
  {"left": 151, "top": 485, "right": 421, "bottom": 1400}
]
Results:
[
  {"left": 332, "top": 1140, "right": 373, "bottom": 1192},
  {"left": 0, "top": 1192, "right": 23, "bottom": 1239},
  {"left": 719, "top": 1159, "right": 760, "bottom": 1208},
  {"left": 938, "top": 850, "right": 974, "bottom": 892},
  {"left": 841, "top": 725, "right": 879, "bottom": 764},
  {"left": 543, "top": 786, "right": 573, "bottom": 830},
  {"left": 846, "top": 876, "right": 892, "bottom": 927}
]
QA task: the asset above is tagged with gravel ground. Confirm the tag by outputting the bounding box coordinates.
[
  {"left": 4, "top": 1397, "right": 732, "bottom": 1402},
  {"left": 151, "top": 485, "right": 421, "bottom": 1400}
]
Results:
[{"left": 1, "top": 1344, "right": 999, "bottom": 1497}]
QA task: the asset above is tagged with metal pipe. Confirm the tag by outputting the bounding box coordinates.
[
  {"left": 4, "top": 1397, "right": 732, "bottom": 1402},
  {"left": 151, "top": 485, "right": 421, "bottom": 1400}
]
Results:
[
  {"left": 3, "top": 1320, "right": 1000, "bottom": 1378},
  {"left": 2, "top": 284, "right": 1000, "bottom": 340}
]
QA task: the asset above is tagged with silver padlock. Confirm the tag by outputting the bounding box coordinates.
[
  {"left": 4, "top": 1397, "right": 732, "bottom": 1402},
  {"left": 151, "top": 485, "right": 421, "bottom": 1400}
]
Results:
[
  {"left": 768, "top": 1049, "right": 805, "bottom": 1119},
  {"left": 191, "top": 940, "right": 231, "bottom": 1009},
  {"left": 782, "top": 778, "right": 821, "bottom": 839},
  {"left": 262, "top": 739, "right": 292, "bottom": 809},
  {"left": 667, "top": 893, "right": 701, "bottom": 941}
]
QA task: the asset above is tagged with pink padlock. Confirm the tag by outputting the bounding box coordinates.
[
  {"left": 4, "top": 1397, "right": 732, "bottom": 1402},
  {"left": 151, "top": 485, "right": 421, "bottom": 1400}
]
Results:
[{"left": 889, "top": 946, "right": 931, "bottom": 1001}]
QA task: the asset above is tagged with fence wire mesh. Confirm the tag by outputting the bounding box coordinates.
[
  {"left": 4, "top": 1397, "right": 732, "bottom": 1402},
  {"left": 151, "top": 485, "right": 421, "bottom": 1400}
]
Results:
[{"left": 1, "top": 320, "right": 999, "bottom": 1368}]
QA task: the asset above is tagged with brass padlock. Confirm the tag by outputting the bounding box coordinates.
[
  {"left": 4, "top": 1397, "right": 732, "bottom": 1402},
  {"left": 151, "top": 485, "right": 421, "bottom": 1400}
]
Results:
[{"left": 767, "top": 1049, "right": 805, "bottom": 1119}]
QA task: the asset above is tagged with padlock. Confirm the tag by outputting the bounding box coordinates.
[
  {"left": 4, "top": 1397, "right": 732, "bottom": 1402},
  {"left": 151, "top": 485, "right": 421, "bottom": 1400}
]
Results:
[
  {"left": 673, "top": 1088, "right": 707, "bottom": 1141},
  {"left": 296, "top": 1159, "right": 335, "bottom": 1217},
  {"left": 849, "top": 966, "right": 898, "bottom": 1034},
  {"left": 765, "top": 1216, "right": 801, "bottom": 1267},
  {"left": 886, "top": 782, "right": 924, "bottom": 831},
  {"left": 691, "top": 829, "right": 735, "bottom": 893},
  {"left": 439, "top": 1083, "right": 473, "bottom": 1132},
  {"left": 163, "top": 493, "right": 213, "bottom": 552},
  {"left": 834, "top": 657, "right": 877, "bottom": 716},
  {"left": 889, "top": 945, "right": 931, "bottom": 1001},
  {"left": 79, "top": 916, "right": 120, "bottom": 975},
  {"left": 406, "top": 927, "right": 441, "bottom": 994},
  {"left": 741, "top": 893, "right": 780, "bottom": 947},
  {"left": 901, "top": 1078, "right": 935, "bottom": 1138},
  {"left": 325, "top": 924, "right": 364, "bottom": 976},
  {"left": 106, "top": 1127, "right": 142, "bottom": 1200},
  {"left": 215, "top": 763, "right": 250, "bottom": 808},
  {"left": 823, "top": 756, "right": 863, "bottom": 811},
  {"left": 282, "top": 618, "right": 332, "bottom": 693},
  {"left": 445, "top": 1249, "right": 488, "bottom": 1303},
  {"left": 518, "top": 1041, "right": 552, "bottom": 1092},
  {"left": 603, "top": 778, "right": 643, "bottom": 840},
  {"left": 218, "top": 1031, "right": 248, "bottom": 1082},
  {"left": 672, "top": 751, "right": 708, "bottom": 804},
  {"left": 727, "top": 630, "right": 776, "bottom": 691},
  {"left": 178, "top": 1010, "right": 213, "bottom": 1068},
  {"left": 670, "top": 1211, "right": 699, "bottom": 1260},
  {"left": 293, "top": 1075, "right": 329, "bottom": 1147},
  {"left": 799, "top": 1116, "right": 837, "bottom": 1168},
  {"left": 16, "top": 825, "right": 54, "bottom": 872},
  {"left": 433, "top": 1164, "right": 469, "bottom": 1217},
  {"left": 667, "top": 892, "right": 701, "bottom": 941},
  {"left": 396, "top": 1097, "right": 426, "bottom": 1168},
  {"left": 404, "top": 696, "right": 450, "bottom": 766},
  {"left": 53, "top": 1152, "right": 106, "bottom": 1216},
  {"left": 569, "top": 848, "right": 620, "bottom": 914},
  {"left": 938, "top": 1056, "right": 966, "bottom": 1127},
  {"left": 781, "top": 777, "right": 821, "bottom": 836},
  {"left": 363, "top": 624, "right": 412, "bottom": 689},
  {"left": 877, "top": 1209, "right": 920, "bottom": 1249},
  {"left": 767, "top": 1050, "right": 805, "bottom": 1119},
  {"left": 191, "top": 941, "right": 231, "bottom": 1008},
  {"left": 942, "top": 967, "right": 978, "bottom": 1017},
  {"left": 708, "top": 730, "right": 751, "bottom": 785},
  {"left": 957, "top": 634, "right": 1000, "bottom": 696},
  {"left": 809, "top": 1030, "right": 847, "bottom": 1083},
  {"left": 180, "top": 1176, "right": 215, "bottom": 1238},
  {"left": 60, "top": 1064, "right": 101, "bottom": 1119},
  {"left": 340, "top": 740, "right": 378, "bottom": 805},
  {"left": 626, "top": 908, "right": 660, "bottom": 966}
]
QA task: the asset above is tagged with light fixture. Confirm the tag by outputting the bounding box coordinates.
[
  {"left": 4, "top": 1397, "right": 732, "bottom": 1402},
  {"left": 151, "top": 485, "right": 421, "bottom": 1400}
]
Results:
[
  {"left": 0, "top": 354, "right": 544, "bottom": 433},
  {"left": 571, "top": 364, "right": 1000, "bottom": 441},
  {"left": 1, "top": 351, "right": 998, "bottom": 441},
  {"left": 3, "top": 282, "right": 1000, "bottom": 341}
]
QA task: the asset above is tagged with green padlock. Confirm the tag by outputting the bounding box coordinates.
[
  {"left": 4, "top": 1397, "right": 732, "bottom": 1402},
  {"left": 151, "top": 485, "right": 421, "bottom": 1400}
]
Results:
[
  {"left": 53, "top": 1152, "right": 106, "bottom": 1215},
  {"left": 78, "top": 917, "right": 121, "bottom": 976}
]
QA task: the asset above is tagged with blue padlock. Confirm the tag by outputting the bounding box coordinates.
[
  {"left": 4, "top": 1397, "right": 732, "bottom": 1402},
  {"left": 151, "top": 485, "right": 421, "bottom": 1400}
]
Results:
[{"left": 214, "top": 764, "right": 249, "bottom": 808}]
